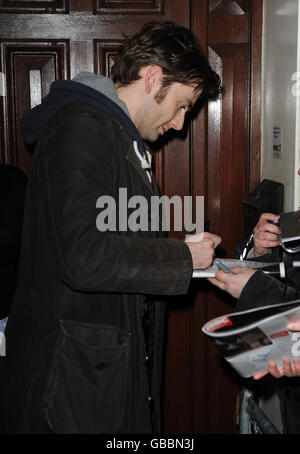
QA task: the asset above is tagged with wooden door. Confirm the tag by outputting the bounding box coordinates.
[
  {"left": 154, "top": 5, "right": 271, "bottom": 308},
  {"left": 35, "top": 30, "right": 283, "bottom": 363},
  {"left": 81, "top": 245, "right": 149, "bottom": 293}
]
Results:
[
  {"left": 162, "top": 0, "right": 262, "bottom": 434},
  {"left": 0, "top": 0, "right": 262, "bottom": 433}
]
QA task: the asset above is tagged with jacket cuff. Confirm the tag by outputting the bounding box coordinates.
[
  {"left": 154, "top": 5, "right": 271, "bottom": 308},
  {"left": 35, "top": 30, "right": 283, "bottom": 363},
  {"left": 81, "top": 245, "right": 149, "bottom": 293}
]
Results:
[{"left": 236, "top": 270, "right": 275, "bottom": 312}]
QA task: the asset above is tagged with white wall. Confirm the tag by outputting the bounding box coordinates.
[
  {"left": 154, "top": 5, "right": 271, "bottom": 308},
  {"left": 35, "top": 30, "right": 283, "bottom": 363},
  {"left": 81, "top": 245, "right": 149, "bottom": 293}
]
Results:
[{"left": 261, "top": 0, "right": 300, "bottom": 211}]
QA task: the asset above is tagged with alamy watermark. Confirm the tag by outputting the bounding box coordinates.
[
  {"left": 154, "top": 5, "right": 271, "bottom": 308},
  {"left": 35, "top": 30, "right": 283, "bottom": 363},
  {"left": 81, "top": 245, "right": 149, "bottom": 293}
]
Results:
[
  {"left": 291, "top": 332, "right": 300, "bottom": 356},
  {"left": 96, "top": 188, "right": 204, "bottom": 235}
]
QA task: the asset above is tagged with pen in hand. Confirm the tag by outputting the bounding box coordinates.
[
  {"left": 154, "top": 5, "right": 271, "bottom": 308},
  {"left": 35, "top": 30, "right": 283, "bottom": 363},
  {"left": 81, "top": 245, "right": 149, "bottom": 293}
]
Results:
[{"left": 214, "top": 259, "right": 233, "bottom": 274}]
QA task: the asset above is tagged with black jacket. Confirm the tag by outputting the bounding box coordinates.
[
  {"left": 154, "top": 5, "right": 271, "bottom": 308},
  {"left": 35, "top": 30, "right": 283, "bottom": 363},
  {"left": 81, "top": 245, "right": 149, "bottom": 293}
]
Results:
[{"left": 1, "top": 82, "right": 193, "bottom": 434}]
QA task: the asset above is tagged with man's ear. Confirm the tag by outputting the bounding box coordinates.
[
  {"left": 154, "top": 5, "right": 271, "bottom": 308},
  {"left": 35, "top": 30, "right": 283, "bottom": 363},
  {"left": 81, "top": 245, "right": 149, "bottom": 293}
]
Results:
[{"left": 144, "top": 65, "right": 163, "bottom": 94}]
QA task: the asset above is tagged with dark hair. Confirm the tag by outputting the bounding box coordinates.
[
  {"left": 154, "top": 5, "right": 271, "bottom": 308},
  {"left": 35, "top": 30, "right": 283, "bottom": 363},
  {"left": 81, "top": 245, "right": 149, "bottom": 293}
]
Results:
[{"left": 111, "top": 21, "right": 222, "bottom": 103}]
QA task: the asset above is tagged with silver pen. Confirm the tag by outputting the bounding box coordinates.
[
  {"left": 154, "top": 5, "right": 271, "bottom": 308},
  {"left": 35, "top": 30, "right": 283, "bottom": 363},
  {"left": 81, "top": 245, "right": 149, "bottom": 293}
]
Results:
[{"left": 214, "top": 259, "right": 233, "bottom": 274}]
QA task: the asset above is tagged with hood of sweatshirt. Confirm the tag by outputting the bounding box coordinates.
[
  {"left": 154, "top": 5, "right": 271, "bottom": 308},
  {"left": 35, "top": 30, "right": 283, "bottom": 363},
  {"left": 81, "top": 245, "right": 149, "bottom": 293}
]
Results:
[{"left": 20, "top": 72, "right": 147, "bottom": 159}]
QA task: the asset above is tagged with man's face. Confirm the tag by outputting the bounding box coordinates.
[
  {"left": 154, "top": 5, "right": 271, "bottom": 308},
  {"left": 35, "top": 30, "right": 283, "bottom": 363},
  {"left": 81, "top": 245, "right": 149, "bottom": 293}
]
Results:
[{"left": 137, "top": 82, "right": 199, "bottom": 142}]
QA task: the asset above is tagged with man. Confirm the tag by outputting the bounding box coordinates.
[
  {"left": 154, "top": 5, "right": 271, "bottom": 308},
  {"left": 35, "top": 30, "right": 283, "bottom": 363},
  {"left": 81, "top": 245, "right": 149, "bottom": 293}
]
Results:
[{"left": 1, "top": 22, "right": 222, "bottom": 433}]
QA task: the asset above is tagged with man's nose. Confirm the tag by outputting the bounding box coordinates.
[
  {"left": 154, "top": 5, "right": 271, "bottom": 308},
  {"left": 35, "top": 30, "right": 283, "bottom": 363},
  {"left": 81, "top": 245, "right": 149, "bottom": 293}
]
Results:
[{"left": 169, "top": 111, "right": 185, "bottom": 131}]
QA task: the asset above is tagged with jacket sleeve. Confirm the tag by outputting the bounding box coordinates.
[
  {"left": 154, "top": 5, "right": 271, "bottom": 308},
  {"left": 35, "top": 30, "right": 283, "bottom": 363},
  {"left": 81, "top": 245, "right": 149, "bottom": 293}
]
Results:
[
  {"left": 43, "top": 109, "right": 193, "bottom": 295},
  {"left": 236, "top": 270, "right": 300, "bottom": 312}
]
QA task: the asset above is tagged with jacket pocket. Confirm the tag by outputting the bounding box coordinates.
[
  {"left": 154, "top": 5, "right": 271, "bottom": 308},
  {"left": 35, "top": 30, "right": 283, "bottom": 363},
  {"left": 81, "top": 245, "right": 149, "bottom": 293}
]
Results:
[{"left": 42, "top": 320, "right": 131, "bottom": 434}]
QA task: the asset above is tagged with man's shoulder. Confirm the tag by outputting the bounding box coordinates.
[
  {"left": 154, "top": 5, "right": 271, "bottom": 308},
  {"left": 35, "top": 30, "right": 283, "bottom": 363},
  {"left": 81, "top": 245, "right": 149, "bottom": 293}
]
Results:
[
  {"left": 54, "top": 101, "right": 118, "bottom": 124},
  {"left": 41, "top": 101, "right": 126, "bottom": 142}
]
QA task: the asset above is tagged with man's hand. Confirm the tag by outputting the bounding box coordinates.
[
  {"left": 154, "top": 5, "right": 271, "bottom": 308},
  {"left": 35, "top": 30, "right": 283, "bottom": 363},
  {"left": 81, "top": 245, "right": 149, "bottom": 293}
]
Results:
[
  {"left": 185, "top": 232, "right": 221, "bottom": 269},
  {"left": 208, "top": 267, "right": 256, "bottom": 299},
  {"left": 253, "top": 321, "right": 300, "bottom": 380},
  {"left": 253, "top": 213, "right": 281, "bottom": 257}
]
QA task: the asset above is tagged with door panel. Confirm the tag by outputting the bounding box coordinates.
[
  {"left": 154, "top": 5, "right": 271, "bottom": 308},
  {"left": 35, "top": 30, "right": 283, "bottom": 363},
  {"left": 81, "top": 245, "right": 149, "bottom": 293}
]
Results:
[
  {"left": 208, "top": 43, "right": 248, "bottom": 254},
  {"left": 1, "top": 40, "right": 69, "bottom": 172}
]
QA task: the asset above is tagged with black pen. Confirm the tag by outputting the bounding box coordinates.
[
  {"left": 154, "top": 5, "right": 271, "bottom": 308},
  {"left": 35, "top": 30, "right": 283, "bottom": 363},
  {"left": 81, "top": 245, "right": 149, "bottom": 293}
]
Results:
[{"left": 214, "top": 259, "right": 233, "bottom": 274}]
